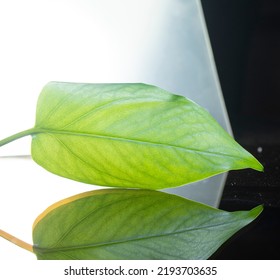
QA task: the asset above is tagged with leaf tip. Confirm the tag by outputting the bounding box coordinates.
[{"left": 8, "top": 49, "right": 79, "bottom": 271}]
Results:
[
  {"left": 244, "top": 152, "right": 264, "bottom": 172},
  {"left": 250, "top": 204, "right": 264, "bottom": 219},
  {"left": 252, "top": 159, "right": 264, "bottom": 172}
]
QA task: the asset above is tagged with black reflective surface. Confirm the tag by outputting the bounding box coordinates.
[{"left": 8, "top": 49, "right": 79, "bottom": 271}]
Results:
[{"left": 201, "top": 0, "right": 280, "bottom": 259}]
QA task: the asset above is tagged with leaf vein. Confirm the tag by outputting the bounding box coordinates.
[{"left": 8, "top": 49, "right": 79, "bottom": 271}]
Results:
[
  {"left": 35, "top": 128, "right": 247, "bottom": 161},
  {"left": 35, "top": 218, "right": 244, "bottom": 254},
  {"left": 51, "top": 134, "right": 140, "bottom": 187}
]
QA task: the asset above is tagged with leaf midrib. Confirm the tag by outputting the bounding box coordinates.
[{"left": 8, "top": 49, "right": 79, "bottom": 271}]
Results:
[
  {"left": 34, "top": 218, "right": 247, "bottom": 254},
  {"left": 32, "top": 127, "right": 245, "bottom": 160}
]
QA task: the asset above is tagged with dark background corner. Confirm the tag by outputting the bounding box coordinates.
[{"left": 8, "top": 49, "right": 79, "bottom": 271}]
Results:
[{"left": 201, "top": 0, "right": 280, "bottom": 259}]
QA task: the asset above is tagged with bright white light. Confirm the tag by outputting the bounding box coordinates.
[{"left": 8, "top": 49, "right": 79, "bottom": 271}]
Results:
[{"left": 0, "top": 0, "right": 168, "bottom": 139}]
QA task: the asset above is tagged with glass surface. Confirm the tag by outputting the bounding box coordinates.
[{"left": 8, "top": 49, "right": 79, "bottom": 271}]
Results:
[{"left": 0, "top": 0, "right": 231, "bottom": 260}]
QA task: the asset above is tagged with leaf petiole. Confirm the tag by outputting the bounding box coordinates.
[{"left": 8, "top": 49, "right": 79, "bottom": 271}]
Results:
[
  {"left": 0, "top": 229, "right": 33, "bottom": 253},
  {"left": 0, "top": 128, "right": 36, "bottom": 148}
]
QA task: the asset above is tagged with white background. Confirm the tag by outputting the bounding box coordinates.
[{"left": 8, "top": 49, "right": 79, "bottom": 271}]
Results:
[{"left": 1, "top": 260, "right": 278, "bottom": 279}]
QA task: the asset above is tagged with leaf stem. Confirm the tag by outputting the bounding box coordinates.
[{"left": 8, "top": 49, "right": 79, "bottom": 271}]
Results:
[
  {"left": 0, "top": 128, "right": 36, "bottom": 148},
  {"left": 0, "top": 229, "right": 33, "bottom": 253}
]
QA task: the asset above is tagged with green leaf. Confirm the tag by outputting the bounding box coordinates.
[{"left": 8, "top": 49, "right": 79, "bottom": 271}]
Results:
[
  {"left": 32, "top": 189, "right": 263, "bottom": 260},
  {"left": 0, "top": 82, "right": 263, "bottom": 189}
]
